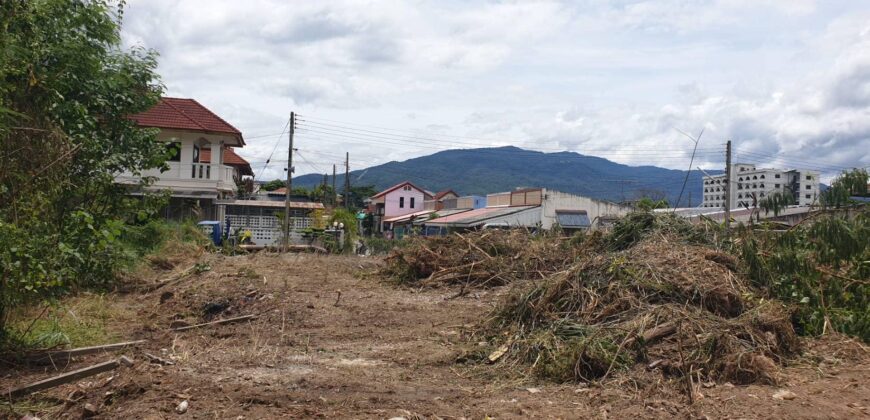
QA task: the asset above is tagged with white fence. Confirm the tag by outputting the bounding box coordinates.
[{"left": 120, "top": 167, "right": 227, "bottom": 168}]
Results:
[{"left": 225, "top": 214, "right": 313, "bottom": 246}]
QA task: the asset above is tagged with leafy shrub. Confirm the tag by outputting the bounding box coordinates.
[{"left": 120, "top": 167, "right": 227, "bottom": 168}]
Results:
[{"left": 741, "top": 209, "right": 869, "bottom": 341}]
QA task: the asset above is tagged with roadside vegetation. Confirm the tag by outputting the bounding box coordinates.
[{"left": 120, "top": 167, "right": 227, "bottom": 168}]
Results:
[{"left": 0, "top": 0, "right": 166, "bottom": 343}]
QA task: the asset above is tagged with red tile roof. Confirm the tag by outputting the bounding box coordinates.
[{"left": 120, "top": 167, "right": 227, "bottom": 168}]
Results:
[
  {"left": 433, "top": 189, "right": 458, "bottom": 200},
  {"left": 371, "top": 181, "right": 433, "bottom": 199},
  {"left": 130, "top": 97, "right": 244, "bottom": 145},
  {"left": 200, "top": 147, "right": 253, "bottom": 176}
]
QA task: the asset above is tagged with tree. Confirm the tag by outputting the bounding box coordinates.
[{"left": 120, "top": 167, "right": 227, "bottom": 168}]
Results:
[
  {"left": 0, "top": 0, "right": 164, "bottom": 335},
  {"left": 759, "top": 191, "right": 794, "bottom": 217},
  {"left": 347, "top": 185, "right": 377, "bottom": 209},
  {"left": 260, "top": 179, "right": 285, "bottom": 191},
  {"left": 635, "top": 197, "right": 669, "bottom": 211},
  {"left": 821, "top": 169, "right": 869, "bottom": 208}
]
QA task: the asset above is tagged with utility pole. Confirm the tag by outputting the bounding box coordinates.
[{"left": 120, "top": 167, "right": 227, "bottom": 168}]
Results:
[
  {"left": 344, "top": 152, "right": 350, "bottom": 209},
  {"left": 724, "top": 140, "right": 731, "bottom": 230},
  {"left": 332, "top": 164, "right": 337, "bottom": 207},
  {"left": 282, "top": 112, "right": 295, "bottom": 252}
]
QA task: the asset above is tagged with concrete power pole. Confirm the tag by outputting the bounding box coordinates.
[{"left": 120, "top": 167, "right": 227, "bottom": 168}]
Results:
[
  {"left": 332, "top": 164, "right": 337, "bottom": 207},
  {"left": 282, "top": 112, "right": 295, "bottom": 252},
  {"left": 344, "top": 152, "right": 350, "bottom": 209},
  {"left": 724, "top": 140, "right": 731, "bottom": 230}
]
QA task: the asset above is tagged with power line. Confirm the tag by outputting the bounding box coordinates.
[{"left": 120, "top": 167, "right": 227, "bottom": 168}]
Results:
[{"left": 255, "top": 116, "right": 292, "bottom": 181}]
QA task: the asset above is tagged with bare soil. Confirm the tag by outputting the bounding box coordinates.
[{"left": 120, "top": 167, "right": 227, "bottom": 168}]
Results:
[{"left": 2, "top": 252, "right": 868, "bottom": 419}]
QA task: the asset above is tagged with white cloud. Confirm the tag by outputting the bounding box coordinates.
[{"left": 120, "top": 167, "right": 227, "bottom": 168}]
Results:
[{"left": 121, "top": 0, "right": 870, "bottom": 182}]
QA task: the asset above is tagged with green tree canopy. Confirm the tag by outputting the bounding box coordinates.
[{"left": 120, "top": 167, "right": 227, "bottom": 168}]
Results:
[
  {"left": 821, "top": 169, "right": 869, "bottom": 208},
  {"left": 0, "top": 0, "right": 164, "bottom": 333}
]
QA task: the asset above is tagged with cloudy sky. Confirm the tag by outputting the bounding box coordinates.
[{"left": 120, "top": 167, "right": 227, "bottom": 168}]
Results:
[{"left": 121, "top": 0, "right": 870, "bottom": 182}]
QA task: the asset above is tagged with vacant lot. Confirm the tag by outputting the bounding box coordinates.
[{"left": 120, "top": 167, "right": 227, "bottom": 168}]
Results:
[{"left": 2, "top": 252, "right": 868, "bottom": 419}]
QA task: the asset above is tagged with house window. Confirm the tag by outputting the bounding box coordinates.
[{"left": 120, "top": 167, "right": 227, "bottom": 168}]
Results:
[
  {"left": 760, "top": 175, "right": 765, "bottom": 179},
  {"left": 165, "top": 142, "right": 181, "bottom": 162},
  {"left": 775, "top": 184, "right": 780, "bottom": 188},
  {"left": 410, "top": 197, "right": 415, "bottom": 208},
  {"left": 806, "top": 175, "right": 812, "bottom": 180},
  {"left": 775, "top": 174, "right": 781, "bottom": 179},
  {"left": 399, "top": 197, "right": 405, "bottom": 208},
  {"left": 806, "top": 185, "right": 812, "bottom": 190},
  {"left": 192, "top": 145, "right": 200, "bottom": 163},
  {"left": 805, "top": 194, "right": 811, "bottom": 199}
]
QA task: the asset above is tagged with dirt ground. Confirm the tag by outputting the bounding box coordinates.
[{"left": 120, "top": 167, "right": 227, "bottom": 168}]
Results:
[{"left": 2, "top": 252, "right": 868, "bottom": 419}]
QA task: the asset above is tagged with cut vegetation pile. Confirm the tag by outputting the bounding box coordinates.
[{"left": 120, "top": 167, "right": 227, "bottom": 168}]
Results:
[
  {"left": 380, "top": 229, "right": 579, "bottom": 287},
  {"left": 491, "top": 235, "right": 800, "bottom": 387},
  {"left": 381, "top": 213, "right": 806, "bottom": 389}
]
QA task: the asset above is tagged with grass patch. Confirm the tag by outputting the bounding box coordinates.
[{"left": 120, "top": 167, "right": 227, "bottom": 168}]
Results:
[
  {"left": 122, "top": 220, "right": 210, "bottom": 272},
  {"left": 4, "top": 293, "right": 133, "bottom": 350}
]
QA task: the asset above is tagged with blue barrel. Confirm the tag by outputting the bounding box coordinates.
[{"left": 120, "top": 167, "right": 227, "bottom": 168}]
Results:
[{"left": 197, "top": 221, "right": 222, "bottom": 246}]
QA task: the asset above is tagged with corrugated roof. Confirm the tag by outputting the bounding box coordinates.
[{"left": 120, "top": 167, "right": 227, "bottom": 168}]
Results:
[
  {"left": 555, "top": 210, "right": 591, "bottom": 228},
  {"left": 412, "top": 208, "right": 471, "bottom": 224},
  {"left": 217, "top": 200, "right": 324, "bottom": 210},
  {"left": 130, "top": 97, "right": 244, "bottom": 145},
  {"left": 383, "top": 209, "right": 435, "bottom": 223},
  {"left": 426, "top": 206, "right": 535, "bottom": 225}
]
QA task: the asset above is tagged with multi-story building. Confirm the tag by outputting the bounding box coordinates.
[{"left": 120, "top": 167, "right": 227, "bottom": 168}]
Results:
[{"left": 701, "top": 163, "right": 819, "bottom": 209}]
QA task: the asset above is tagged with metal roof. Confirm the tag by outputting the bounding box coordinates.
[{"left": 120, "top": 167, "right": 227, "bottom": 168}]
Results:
[
  {"left": 383, "top": 209, "right": 435, "bottom": 223},
  {"left": 217, "top": 199, "right": 324, "bottom": 210},
  {"left": 425, "top": 206, "right": 535, "bottom": 226},
  {"left": 412, "top": 208, "right": 472, "bottom": 225},
  {"left": 555, "top": 210, "right": 591, "bottom": 228}
]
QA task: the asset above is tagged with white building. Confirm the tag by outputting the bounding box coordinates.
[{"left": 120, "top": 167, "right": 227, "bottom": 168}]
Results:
[
  {"left": 116, "top": 97, "right": 251, "bottom": 220},
  {"left": 424, "top": 188, "right": 631, "bottom": 233},
  {"left": 117, "top": 97, "right": 325, "bottom": 245},
  {"left": 701, "top": 163, "right": 820, "bottom": 209}
]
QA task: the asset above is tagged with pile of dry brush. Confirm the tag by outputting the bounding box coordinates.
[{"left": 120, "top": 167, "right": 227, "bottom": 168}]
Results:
[
  {"left": 380, "top": 229, "right": 579, "bottom": 287},
  {"left": 380, "top": 213, "right": 802, "bottom": 389}
]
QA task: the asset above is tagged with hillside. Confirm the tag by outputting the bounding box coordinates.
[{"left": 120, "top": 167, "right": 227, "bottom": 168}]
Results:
[{"left": 294, "top": 146, "right": 718, "bottom": 205}]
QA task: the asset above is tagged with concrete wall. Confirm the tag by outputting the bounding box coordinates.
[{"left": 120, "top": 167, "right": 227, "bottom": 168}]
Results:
[
  {"left": 487, "top": 192, "right": 511, "bottom": 207},
  {"left": 456, "top": 195, "right": 487, "bottom": 209},
  {"left": 541, "top": 189, "right": 631, "bottom": 229}
]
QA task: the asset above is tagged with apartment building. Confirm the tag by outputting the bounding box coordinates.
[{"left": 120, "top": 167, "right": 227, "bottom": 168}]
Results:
[{"left": 701, "top": 163, "right": 820, "bottom": 209}]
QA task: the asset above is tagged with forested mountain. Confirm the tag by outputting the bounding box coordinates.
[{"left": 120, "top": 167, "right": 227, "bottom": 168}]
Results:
[{"left": 293, "top": 146, "right": 719, "bottom": 206}]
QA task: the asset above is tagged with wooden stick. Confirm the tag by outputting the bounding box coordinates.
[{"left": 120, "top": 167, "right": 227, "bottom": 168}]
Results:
[
  {"left": 627, "top": 321, "right": 677, "bottom": 348},
  {"left": 170, "top": 314, "right": 257, "bottom": 332},
  {"left": 4, "top": 356, "right": 133, "bottom": 400},
  {"left": 143, "top": 352, "right": 175, "bottom": 366},
  {"left": 25, "top": 340, "right": 146, "bottom": 363}
]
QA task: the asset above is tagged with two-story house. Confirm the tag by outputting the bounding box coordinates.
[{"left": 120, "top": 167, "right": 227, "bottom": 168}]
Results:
[
  {"left": 117, "top": 97, "right": 250, "bottom": 220},
  {"left": 369, "top": 181, "right": 433, "bottom": 233}
]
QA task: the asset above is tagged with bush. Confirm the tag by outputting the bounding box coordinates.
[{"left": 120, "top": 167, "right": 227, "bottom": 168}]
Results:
[
  {"left": 741, "top": 209, "right": 869, "bottom": 341},
  {"left": 0, "top": 0, "right": 164, "bottom": 336},
  {"left": 364, "top": 236, "right": 402, "bottom": 255}
]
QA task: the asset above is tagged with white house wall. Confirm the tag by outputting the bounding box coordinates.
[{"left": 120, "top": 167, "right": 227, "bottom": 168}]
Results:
[
  {"left": 541, "top": 190, "right": 631, "bottom": 229},
  {"left": 116, "top": 128, "right": 237, "bottom": 195}
]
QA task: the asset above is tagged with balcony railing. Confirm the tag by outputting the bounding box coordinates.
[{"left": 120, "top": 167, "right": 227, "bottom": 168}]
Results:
[{"left": 116, "top": 162, "right": 236, "bottom": 191}]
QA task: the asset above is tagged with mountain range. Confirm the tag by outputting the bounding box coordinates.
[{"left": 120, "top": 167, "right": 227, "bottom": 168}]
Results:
[{"left": 293, "top": 146, "right": 720, "bottom": 206}]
